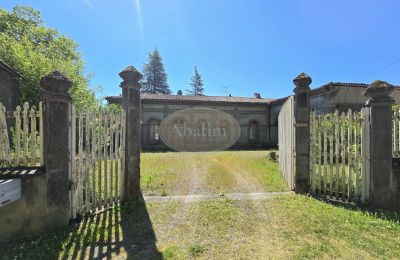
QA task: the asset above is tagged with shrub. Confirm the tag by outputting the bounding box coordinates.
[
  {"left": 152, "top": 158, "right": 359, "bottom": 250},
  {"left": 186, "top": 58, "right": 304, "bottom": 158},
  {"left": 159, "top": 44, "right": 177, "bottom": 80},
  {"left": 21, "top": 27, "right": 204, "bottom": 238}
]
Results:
[{"left": 267, "top": 150, "right": 278, "bottom": 161}]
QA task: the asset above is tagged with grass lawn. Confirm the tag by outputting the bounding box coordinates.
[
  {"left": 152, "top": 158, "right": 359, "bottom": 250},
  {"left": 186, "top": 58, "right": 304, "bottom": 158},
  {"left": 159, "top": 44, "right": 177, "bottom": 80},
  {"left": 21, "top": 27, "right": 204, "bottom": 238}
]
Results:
[
  {"left": 2, "top": 150, "right": 400, "bottom": 259},
  {"left": 2, "top": 195, "right": 400, "bottom": 259},
  {"left": 140, "top": 150, "right": 288, "bottom": 195}
]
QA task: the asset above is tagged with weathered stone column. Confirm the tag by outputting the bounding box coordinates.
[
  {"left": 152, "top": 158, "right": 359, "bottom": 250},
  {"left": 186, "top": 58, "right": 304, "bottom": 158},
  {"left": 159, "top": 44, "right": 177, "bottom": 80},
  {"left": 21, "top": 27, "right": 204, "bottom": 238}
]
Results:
[
  {"left": 119, "top": 66, "right": 142, "bottom": 201},
  {"left": 293, "top": 73, "right": 312, "bottom": 193},
  {"left": 41, "top": 71, "right": 72, "bottom": 226},
  {"left": 364, "top": 80, "right": 394, "bottom": 209}
]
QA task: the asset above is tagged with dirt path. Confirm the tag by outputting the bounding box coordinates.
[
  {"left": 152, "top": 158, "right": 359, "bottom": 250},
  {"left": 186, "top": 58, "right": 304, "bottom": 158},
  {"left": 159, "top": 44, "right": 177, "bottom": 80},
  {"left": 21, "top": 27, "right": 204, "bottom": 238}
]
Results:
[
  {"left": 144, "top": 191, "right": 293, "bottom": 203},
  {"left": 185, "top": 157, "right": 211, "bottom": 195}
]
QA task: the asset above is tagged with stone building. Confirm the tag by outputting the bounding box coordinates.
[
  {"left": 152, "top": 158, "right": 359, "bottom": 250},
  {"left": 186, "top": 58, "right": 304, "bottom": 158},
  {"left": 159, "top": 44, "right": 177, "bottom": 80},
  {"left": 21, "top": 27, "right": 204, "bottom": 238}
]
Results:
[
  {"left": 268, "top": 82, "right": 400, "bottom": 145},
  {"left": 106, "top": 93, "right": 272, "bottom": 150},
  {"left": 0, "top": 59, "right": 21, "bottom": 111},
  {"left": 107, "top": 82, "right": 400, "bottom": 150}
]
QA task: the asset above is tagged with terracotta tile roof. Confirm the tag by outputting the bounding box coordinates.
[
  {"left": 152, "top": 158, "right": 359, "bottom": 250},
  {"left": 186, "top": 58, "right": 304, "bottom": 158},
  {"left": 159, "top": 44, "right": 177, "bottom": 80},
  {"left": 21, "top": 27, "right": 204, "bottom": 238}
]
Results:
[
  {"left": 106, "top": 82, "right": 400, "bottom": 106},
  {"left": 106, "top": 93, "right": 274, "bottom": 105},
  {"left": 323, "top": 82, "right": 369, "bottom": 87}
]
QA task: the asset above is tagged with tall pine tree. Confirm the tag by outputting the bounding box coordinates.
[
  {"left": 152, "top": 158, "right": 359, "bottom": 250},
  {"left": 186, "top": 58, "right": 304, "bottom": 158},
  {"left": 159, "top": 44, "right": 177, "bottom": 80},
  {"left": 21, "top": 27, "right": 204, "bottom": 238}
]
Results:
[
  {"left": 186, "top": 67, "right": 204, "bottom": 96},
  {"left": 141, "top": 48, "right": 171, "bottom": 94}
]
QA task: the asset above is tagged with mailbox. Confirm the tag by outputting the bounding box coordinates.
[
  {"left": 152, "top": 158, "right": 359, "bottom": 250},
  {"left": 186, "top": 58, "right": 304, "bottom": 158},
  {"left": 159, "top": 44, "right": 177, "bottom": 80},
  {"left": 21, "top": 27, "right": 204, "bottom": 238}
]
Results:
[{"left": 0, "top": 179, "right": 21, "bottom": 207}]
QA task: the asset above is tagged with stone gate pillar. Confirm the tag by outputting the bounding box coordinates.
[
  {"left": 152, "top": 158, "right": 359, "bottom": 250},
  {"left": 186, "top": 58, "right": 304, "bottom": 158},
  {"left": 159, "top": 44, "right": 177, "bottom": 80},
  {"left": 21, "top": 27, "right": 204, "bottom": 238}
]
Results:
[
  {"left": 293, "top": 73, "right": 311, "bottom": 193},
  {"left": 41, "top": 71, "right": 72, "bottom": 226},
  {"left": 119, "top": 66, "right": 142, "bottom": 201},
  {"left": 364, "top": 80, "right": 394, "bottom": 209}
]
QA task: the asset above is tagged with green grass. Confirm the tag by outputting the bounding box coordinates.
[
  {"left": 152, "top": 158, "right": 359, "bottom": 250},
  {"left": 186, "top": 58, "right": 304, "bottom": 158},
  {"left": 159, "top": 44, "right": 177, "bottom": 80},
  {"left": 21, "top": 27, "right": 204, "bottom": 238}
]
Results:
[
  {"left": 2, "top": 150, "right": 399, "bottom": 259},
  {"left": 2, "top": 195, "right": 400, "bottom": 259},
  {"left": 141, "top": 150, "right": 288, "bottom": 195}
]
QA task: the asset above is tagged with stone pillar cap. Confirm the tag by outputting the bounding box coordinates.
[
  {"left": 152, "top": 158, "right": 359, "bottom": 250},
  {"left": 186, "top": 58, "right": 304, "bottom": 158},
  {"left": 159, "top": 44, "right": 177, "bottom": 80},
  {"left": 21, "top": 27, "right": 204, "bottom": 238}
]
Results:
[
  {"left": 364, "top": 80, "right": 394, "bottom": 99},
  {"left": 293, "top": 72, "right": 312, "bottom": 88},
  {"left": 40, "top": 71, "right": 72, "bottom": 94},
  {"left": 119, "top": 66, "right": 143, "bottom": 84}
]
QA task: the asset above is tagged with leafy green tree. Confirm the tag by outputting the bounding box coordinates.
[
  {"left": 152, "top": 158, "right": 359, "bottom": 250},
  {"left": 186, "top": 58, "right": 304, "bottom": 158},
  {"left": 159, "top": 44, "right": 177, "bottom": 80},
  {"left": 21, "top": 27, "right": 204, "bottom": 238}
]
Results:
[
  {"left": 141, "top": 48, "right": 170, "bottom": 94},
  {"left": 186, "top": 67, "right": 204, "bottom": 96},
  {"left": 0, "top": 5, "right": 98, "bottom": 108}
]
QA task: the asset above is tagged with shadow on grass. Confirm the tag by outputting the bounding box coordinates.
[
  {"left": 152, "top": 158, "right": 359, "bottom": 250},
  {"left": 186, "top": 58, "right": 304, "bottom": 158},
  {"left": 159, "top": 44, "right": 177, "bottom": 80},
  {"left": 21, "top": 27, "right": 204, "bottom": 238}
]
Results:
[
  {"left": 1, "top": 197, "right": 162, "bottom": 260},
  {"left": 310, "top": 194, "right": 400, "bottom": 223}
]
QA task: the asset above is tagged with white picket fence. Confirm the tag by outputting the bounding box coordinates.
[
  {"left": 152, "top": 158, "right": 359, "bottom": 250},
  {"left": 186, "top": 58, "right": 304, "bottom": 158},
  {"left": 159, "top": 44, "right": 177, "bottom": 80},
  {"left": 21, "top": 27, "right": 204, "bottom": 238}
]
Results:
[
  {"left": 0, "top": 102, "right": 43, "bottom": 167},
  {"left": 278, "top": 96, "right": 295, "bottom": 190},
  {"left": 70, "top": 107, "right": 126, "bottom": 218},
  {"left": 309, "top": 109, "right": 369, "bottom": 203},
  {"left": 393, "top": 108, "right": 400, "bottom": 157}
]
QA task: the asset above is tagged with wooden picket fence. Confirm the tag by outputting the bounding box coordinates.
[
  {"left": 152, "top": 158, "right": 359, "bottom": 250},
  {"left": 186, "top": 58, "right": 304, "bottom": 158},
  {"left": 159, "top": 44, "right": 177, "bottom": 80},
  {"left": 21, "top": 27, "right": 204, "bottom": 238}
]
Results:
[
  {"left": 393, "top": 108, "right": 400, "bottom": 157},
  {"left": 70, "top": 107, "right": 126, "bottom": 218},
  {"left": 0, "top": 102, "right": 43, "bottom": 167},
  {"left": 278, "top": 96, "right": 295, "bottom": 190},
  {"left": 309, "top": 109, "right": 369, "bottom": 203}
]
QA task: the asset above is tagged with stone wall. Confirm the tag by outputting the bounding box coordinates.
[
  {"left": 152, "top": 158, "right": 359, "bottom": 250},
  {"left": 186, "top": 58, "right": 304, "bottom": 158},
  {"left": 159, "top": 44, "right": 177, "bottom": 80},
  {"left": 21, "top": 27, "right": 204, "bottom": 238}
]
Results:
[
  {"left": 0, "top": 175, "right": 48, "bottom": 241},
  {"left": 0, "top": 69, "right": 20, "bottom": 111}
]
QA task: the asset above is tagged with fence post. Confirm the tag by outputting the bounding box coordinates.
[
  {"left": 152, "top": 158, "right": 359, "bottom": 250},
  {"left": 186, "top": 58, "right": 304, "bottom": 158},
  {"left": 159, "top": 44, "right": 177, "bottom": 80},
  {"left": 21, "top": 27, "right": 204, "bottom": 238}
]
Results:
[
  {"left": 293, "top": 72, "right": 312, "bottom": 193},
  {"left": 363, "top": 80, "right": 394, "bottom": 209},
  {"left": 41, "top": 71, "right": 72, "bottom": 226},
  {"left": 119, "top": 66, "right": 142, "bottom": 201}
]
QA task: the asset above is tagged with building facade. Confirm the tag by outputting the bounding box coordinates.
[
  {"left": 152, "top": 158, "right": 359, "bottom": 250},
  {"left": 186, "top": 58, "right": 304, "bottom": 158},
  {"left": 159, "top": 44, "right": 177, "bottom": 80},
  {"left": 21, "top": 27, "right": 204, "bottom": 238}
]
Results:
[
  {"left": 0, "top": 59, "right": 21, "bottom": 111},
  {"left": 106, "top": 94, "right": 272, "bottom": 150},
  {"left": 107, "top": 82, "right": 400, "bottom": 150}
]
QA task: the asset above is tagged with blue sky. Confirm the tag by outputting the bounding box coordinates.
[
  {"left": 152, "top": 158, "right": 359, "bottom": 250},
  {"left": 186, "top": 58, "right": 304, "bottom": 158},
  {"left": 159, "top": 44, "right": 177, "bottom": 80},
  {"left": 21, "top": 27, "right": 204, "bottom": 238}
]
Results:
[{"left": 2, "top": 0, "right": 400, "bottom": 99}]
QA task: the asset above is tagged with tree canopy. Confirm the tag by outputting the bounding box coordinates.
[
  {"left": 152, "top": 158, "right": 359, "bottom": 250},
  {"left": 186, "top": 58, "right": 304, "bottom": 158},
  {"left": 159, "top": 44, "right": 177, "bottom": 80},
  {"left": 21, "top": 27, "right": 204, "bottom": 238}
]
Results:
[
  {"left": 186, "top": 67, "right": 204, "bottom": 96},
  {"left": 0, "top": 5, "right": 98, "bottom": 108},
  {"left": 141, "top": 48, "right": 171, "bottom": 94}
]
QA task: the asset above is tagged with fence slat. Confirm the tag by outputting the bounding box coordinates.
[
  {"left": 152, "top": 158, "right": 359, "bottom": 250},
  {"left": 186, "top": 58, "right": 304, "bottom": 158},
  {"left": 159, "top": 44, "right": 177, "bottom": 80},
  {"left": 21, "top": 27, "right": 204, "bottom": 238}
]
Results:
[
  {"left": 334, "top": 111, "right": 339, "bottom": 199},
  {"left": 115, "top": 112, "right": 120, "bottom": 201},
  {"left": 98, "top": 109, "right": 103, "bottom": 208},
  {"left": 39, "top": 102, "right": 44, "bottom": 165},
  {"left": 110, "top": 111, "right": 115, "bottom": 203},
  {"left": 22, "top": 102, "right": 29, "bottom": 165},
  {"left": 317, "top": 115, "right": 322, "bottom": 194},
  {"left": 354, "top": 113, "right": 359, "bottom": 201},
  {"left": 91, "top": 109, "right": 97, "bottom": 209},
  {"left": 78, "top": 111, "right": 84, "bottom": 211},
  {"left": 70, "top": 105, "right": 77, "bottom": 219},
  {"left": 104, "top": 113, "right": 109, "bottom": 205},
  {"left": 310, "top": 112, "right": 316, "bottom": 192},
  {"left": 120, "top": 110, "right": 126, "bottom": 201},
  {"left": 84, "top": 108, "right": 91, "bottom": 209},
  {"left": 323, "top": 114, "right": 328, "bottom": 195},
  {"left": 347, "top": 110, "right": 353, "bottom": 200},
  {"left": 30, "top": 106, "right": 36, "bottom": 165},
  {"left": 0, "top": 104, "right": 11, "bottom": 165},
  {"left": 329, "top": 117, "right": 334, "bottom": 198},
  {"left": 14, "top": 106, "right": 21, "bottom": 165},
  {"left": 340, "top": 112, "right": 346, "bottom": 199}
]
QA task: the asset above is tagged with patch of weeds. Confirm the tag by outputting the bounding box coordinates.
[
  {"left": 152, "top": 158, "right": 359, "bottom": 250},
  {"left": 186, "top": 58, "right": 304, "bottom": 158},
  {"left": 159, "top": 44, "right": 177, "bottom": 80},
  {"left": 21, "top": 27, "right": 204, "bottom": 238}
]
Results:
[
  {"left": 161, "top": 189, "right": 168, "bottom": 196},
  {"left": 142, "top": 171, "right": 166, "bottom": 194},
  {"left": 266, "top": 150, "right": 278, "bottom": 161},
  {"left": 163, "top": 245, "right": 183, "bottom": 259},
  {"left": 189, "top": 243, "right": 204, "bottom": 257}
]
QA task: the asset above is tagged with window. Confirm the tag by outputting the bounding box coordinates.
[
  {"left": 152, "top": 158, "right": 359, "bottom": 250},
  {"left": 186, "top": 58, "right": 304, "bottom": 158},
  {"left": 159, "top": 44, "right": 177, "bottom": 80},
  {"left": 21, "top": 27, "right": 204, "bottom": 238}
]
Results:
[
  {"left": 148, "top": 119, "right": 160, "bottom": 144},
  {"left": 248, "top": 120, "right": 258, "bottom": 144},
  {"left": 196, "top": 119, "right": 209, "bottom": 144}
]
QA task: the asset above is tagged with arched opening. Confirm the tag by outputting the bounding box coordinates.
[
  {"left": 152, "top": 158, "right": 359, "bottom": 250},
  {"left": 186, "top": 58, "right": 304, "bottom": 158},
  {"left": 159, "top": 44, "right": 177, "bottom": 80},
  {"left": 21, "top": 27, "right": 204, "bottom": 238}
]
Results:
[
  {"left": 248, "top": 120, "right": 259, "bottom": 144},
  {"left": 148, "top": 119, "right": 160, "bottom": 144}
]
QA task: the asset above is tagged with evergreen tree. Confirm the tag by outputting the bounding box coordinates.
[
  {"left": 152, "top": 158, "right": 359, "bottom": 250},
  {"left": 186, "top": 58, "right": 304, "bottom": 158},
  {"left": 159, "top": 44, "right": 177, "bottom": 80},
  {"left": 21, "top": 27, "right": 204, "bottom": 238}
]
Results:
[
  {"left": 141, "top": 48, "right": 170, "bottom": 94},
  {"left": 186, "top": 67, "right": 204, "bottom": 96}
]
